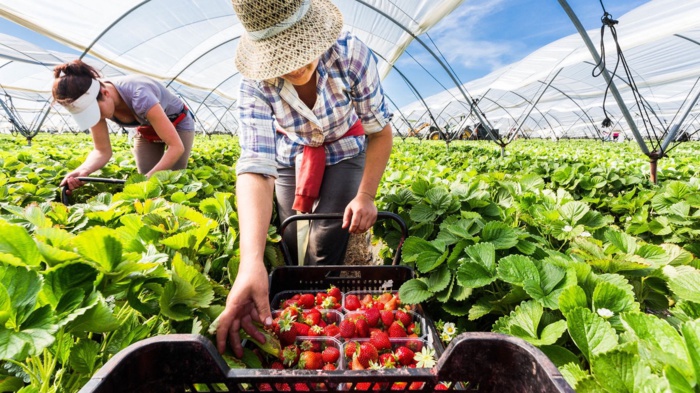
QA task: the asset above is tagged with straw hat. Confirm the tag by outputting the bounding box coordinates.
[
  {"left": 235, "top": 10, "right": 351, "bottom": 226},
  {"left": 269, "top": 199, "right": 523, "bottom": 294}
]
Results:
[{"left": 232, "top": 0, "right": 344, "bottom": 80}]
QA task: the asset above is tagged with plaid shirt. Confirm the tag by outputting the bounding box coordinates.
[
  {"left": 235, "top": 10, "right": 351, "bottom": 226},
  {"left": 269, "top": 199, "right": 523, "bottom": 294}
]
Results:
[{"left": 235, "top": 32, "right": 393, "bottom": 177}]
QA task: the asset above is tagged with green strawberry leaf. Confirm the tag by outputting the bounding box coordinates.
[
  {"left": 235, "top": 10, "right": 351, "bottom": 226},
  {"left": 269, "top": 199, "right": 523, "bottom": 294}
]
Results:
[
  {"left": 480, "top": 221, "right": 518, "bottom": 250},
  {"left": 398, "top": 279, "right": 434, "bottom": 305},
  {"left": 566, "top": 307, "right": 618, "bottom": 362},
  {"left": 663, "top": 265, "right": 700, "bottom": 303},
  {"left": 0, "top": 222, "right": 42, "bottom": 267}
]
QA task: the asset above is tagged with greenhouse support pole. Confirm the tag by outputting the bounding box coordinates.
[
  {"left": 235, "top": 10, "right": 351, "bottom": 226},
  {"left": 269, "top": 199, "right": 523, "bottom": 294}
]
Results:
[
  {"left": 376, "top": 55, "right": 444, "bottom": 141},
  {"left": 384, "top": 94, "right": 413, "bottom": 140},
  {"left": 660, "top": 86, "right": 700, "bottom": 152},
  {"left": 354, "top": 0, "right": 498, "bottom": 143},
  {"left": 557, "top": 0, "right": 649, "bottom": 156},
  {"left": 512, "top": 68, "right": 563, "bottom": 143}
]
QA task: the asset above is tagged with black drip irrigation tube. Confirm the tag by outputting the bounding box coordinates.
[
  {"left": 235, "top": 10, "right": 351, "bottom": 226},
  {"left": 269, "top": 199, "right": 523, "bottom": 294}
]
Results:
[{"left": 60, "top": 177, "right": 126, "bottom": 205}]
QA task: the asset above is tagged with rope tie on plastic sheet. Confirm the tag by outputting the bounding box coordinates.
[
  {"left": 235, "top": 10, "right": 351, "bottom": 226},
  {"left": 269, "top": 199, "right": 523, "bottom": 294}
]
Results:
[{"left": 592, "top": 1, "right": 658, "bottom": 145}]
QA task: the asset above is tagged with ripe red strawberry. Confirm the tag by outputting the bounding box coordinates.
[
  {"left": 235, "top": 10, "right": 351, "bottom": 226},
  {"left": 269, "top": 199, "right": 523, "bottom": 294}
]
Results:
[
  {"left": 407, "top": 322, "right": 420, "bottom": 336},
  {"left": 323, "top": 323, "right": 340, "bottom": 337},
  {"left": 307, "top": 325, "right": 323, "bottom": 337},
  {"left": 300, "top": 339, "right": 321, "bottom": 352},
  {"left": 345, "top": 294, "right": 361, "bottom": 311},
  {"left": 303, "top": 309, "right": 322, "bottom": 326},
  {"left": 390, "top": 382, "right": 406, "bottom": 390},
  {"left": 355, "top": 318, "right": 370, "bottom": 338},
  {"left": 339, "top": 319, "right": 356, "bottom": 339},
  {"left": 324, "top": 311, "right": 340, "bottom": 324},
  {"left": 278, "top": 315, "right": 297, "bottom": 346},
  {"left": 258, "top": 383, "right": 273, "bottom": 391},
  {"left": 408, "top": 382, "right": 424, "bottom": 390},
  {"left": 315, "top": 292, "right": 328, "bottom": 306},
  {"left": 369, "top": 331, "right": 391, "bottom": 351},
  {"left": 356, "top": 342, "right": 379, "bottom": 368},
  {"left": 406, "top": 339, "right": 422, "bottom": 352},
  {"left": 327, "top": 286, "right": 342, "bottom": 303},
  {"left": 298, "top": 351, "right": 324, "bottom": 370},
  {"left": 280, "top": 305, "right": 300, "bottom": 319},
  {"left": 355, "top": 382, "right": 371, "bottom": 390},
  {"left": 281, "top": 345, "right": 300, "bottom": 367},
  {"left": 378, "top": 352, "right": 397, "bottom": 368},
  {"left": 293, "top": 383, "right": 310, "bottom": 391},
  {"left": 394, "top": 346, "right": 414, "bottom": 366},
  {"left": 345, "top": 341, "right": 358, "bottom": 359},
  {"left": 380, "top": 310, "right": 394, "bottom": 327},
  {"left": 321, "top": 346, "right": 340, "bottom": 364},
  {"left": 361, "top": 294, "right": 374, "bottom": 307},
  {"left": 395, "top": 310, "right": 412, "bottom": 327},
  {"left": 435, "top": 383, "right": 449, "bottom": 390},
  {"left": 282, "top": 298, "right": 298, "bottom": 309},
  {"left": 363, "top": 307, "right": 380, "bottom": 327},
  {"left": 298, "top": 294, "right": 315, "bottom": 309},
  {"left": 293, "top": 322, "right": 310, "bottom": 336},
  {"left": 270, "top": 361, "right": 285, "bottom": 370},
  {"left": 388, "top": 321, "right": 407, "bottom": 338},
  {"left": 322, "top": 363, "right": 337, "bottom": 371}
]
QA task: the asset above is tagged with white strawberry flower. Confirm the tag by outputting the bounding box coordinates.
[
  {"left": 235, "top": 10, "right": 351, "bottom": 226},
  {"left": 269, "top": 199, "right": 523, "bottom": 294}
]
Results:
[
  {"left": 563, "top": 225, "right": 573, "bottom": 232},
  {"left": 440, "top": 332, "right": 452, "bottom": 343},
  {"left": 580, "top": 231, "right": 591, "bottom": 237},
  {"left": 597, "top": 308, "right": 614, "bottom": 319},
  {"left": 442, "top": 322, "right": 456, "bottom": 336},
  {"left": 414, "top": 347, "right": 437, "bottom": 368}
]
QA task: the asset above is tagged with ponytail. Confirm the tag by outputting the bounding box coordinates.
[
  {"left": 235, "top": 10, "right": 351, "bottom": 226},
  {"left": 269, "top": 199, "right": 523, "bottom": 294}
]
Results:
[{"left": 52, "top": 59, "right": 103, "bottom": 104}]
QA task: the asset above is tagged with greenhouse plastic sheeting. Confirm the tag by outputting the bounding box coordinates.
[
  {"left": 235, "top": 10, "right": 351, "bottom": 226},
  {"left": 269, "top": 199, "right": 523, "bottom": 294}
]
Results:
[
  {"left": 0, "top": 0, "right": 462, "bottom": 133},
  {"left": 399, "top": 0, "right": 700, "bottom": 139}
]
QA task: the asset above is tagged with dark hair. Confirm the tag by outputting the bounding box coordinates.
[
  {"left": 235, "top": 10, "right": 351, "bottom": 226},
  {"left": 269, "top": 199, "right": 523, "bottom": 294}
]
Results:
[{"left": 52, "top": 59, "right": 104, "bottom": 104}]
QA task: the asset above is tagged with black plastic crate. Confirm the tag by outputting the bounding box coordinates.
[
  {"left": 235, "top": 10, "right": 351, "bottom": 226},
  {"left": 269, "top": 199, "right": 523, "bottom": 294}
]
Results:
[{"left": 78, "top": 333, "right": 574, "bottom": 393}]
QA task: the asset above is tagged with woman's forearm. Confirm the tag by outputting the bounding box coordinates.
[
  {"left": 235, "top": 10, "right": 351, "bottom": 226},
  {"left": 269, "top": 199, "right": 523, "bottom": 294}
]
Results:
[
  {"left": 357, "top": 124, "right": 393, "bottom": 198},
  {"left": 236, "top": 173, "right": 276, "bottom": 271},
  {"left": 76, "top": 148, "right": 112, "bottom": 175}
]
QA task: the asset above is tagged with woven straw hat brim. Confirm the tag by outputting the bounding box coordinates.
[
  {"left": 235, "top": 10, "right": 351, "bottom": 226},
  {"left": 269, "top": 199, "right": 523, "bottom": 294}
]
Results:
[{"left": 235, "top": 0, "right": 343, "bottom": 80}]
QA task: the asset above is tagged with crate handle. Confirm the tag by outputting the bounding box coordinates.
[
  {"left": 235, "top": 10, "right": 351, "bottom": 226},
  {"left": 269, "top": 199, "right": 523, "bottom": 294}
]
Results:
[
  {"left": 278, "top": 211, "right": 408, "bottom": 266},
  {"left": 60, "top": 177, "right": 126, "bottom": 205}
]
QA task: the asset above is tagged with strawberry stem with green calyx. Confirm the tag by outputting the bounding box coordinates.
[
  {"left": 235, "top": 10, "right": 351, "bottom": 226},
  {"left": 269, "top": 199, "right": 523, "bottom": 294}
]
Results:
[{"left": 239, "top": 322, "right": 281, "bottom": 358}]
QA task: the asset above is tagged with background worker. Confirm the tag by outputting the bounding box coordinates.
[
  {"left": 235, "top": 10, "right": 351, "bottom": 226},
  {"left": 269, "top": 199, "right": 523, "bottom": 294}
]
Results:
[{"left": 53, "top": 59, "right": 195, "bottom": 192}]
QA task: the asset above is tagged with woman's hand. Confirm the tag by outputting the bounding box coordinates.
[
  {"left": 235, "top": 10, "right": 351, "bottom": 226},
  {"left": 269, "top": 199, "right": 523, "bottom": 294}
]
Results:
[
  {"left": 342, "top": 192, "right": 378, "bottom": 233},
  {"left": 60, "top": 169, "right": 90, "bottom": 194},
  {"left": 215, "top": 261, "right": 273, "bottom": 357}
]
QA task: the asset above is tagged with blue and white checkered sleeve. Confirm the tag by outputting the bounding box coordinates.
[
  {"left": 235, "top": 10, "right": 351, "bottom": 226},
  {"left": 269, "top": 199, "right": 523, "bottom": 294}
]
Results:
[
  {"left": 235, "top": 79, "right": 279, "bottom": 178},
  {"left": 347, "top": 36, "right": 393, "bottom": 134}
]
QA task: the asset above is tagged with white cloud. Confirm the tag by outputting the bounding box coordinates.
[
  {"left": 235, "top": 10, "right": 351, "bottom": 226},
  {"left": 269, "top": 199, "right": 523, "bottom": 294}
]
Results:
[{"left": 424, "top": 0, "right": 517, "bottom": 70}]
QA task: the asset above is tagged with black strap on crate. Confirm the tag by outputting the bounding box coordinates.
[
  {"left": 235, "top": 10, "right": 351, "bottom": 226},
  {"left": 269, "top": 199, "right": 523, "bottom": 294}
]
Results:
[{"left": 60, "top": 177, "right": 127, "bottom": 205}]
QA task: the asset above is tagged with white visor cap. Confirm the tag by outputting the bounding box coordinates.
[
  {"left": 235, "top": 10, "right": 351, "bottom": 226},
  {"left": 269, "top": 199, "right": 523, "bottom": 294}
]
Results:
[{"left": 63, "top": 78, "right": 102, "bottom": 130}]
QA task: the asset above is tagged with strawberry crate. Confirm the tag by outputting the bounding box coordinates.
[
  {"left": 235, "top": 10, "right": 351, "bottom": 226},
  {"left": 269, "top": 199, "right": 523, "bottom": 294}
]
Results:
[
  {"left": 270, "top": 289, "right": 344, "bottom": 311},
  {"left": 271, "top": 308, "right": 343, "bottom": 340},
  {"left": 341, "top": 290, "right": 415, "bottom": 313},
  {"left": 78, "top": 333, "right": 574, "bottom": 392},
  {"left": 341, "top": 309, "right": 427, "bottom": 341}
]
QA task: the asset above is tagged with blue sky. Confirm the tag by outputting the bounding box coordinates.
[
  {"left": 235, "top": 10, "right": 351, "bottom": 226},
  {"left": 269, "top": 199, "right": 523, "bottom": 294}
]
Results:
[
  {"left": 0, "top": 0, "right": 648, "bottom": 109},
  {"left": 381, "top": 0, "right": 649, "bottom": 108}
]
